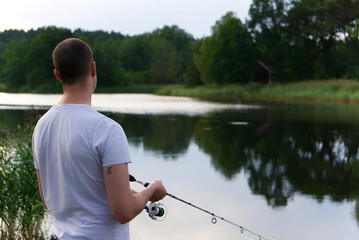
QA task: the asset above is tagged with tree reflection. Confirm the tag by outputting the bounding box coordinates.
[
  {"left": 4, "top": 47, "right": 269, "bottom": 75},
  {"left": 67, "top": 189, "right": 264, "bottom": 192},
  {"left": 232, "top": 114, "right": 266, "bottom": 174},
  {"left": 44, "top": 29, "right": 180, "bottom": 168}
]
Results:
[
  {"left": 193, "top": 118, "right": 247, "bottom": 178},
  {"left": 192, "top": 110, "right": 359, "bottom": 208},
  {"left": 108, "top": 114, "right": 196, "bottom": 159},
  {"left": 107, "top": 108, "right": 359, "bottom": 210}
]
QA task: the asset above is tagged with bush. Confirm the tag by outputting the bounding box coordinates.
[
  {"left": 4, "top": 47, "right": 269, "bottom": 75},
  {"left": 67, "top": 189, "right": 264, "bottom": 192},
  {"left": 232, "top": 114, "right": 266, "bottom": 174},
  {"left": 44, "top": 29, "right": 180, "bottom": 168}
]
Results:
[{"left": 0, "top": 110, "right": 46, "bottom": 239}]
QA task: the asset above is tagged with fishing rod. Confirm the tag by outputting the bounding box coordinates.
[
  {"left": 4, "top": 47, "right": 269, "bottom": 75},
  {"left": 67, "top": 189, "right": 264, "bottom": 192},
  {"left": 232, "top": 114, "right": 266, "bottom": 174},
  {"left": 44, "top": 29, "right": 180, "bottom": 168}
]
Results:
[{"left": 129, "top": 174, "right": 269, "bottom": 240}]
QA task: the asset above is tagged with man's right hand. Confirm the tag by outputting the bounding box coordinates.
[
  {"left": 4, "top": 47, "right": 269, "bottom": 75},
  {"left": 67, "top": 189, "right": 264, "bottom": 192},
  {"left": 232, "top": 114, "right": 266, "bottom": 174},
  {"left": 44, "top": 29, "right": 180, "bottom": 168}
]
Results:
[{"left": 147, "top": 180, "right": 167, "bottom": 202}]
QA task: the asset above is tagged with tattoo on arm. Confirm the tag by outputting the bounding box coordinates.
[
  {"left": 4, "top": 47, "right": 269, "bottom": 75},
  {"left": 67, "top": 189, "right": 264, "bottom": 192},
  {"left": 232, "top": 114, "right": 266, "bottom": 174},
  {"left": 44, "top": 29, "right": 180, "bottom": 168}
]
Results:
[{"left": 107, "top": 167, "right": 112, "bottom": 175}]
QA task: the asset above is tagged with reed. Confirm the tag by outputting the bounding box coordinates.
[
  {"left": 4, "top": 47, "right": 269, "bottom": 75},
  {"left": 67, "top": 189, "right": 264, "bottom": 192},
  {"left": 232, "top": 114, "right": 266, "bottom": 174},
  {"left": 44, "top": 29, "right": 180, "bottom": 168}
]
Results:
[
  {"left": 0, "top": 110, "right": 46, "bottom": 240},
  {"left": 156, "top": 79, "right": 359, "bottom": 103}
]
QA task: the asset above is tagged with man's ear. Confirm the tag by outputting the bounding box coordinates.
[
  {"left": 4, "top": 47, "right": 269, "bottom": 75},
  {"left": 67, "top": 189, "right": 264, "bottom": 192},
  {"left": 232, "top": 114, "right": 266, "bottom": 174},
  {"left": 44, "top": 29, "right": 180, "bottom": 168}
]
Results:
[
  {"left": 90, "top": 61, "right": 96, "bottom": 76},
  {"left": 54, "top": 69, "right": 62, "bottom": 83}
]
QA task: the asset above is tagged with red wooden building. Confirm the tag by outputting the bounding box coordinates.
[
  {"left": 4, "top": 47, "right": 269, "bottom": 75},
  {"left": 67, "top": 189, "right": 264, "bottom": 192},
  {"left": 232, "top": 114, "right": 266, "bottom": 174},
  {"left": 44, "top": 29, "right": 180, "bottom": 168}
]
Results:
[{"left": 252, "top": 61, "right": 278, "bottom": 84}]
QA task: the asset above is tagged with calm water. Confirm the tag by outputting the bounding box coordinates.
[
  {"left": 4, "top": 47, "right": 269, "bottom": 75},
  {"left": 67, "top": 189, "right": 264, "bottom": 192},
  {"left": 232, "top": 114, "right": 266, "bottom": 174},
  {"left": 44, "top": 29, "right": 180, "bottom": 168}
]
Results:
[{"left": 1, "top": 93, "right": 359, "bottom": 240}]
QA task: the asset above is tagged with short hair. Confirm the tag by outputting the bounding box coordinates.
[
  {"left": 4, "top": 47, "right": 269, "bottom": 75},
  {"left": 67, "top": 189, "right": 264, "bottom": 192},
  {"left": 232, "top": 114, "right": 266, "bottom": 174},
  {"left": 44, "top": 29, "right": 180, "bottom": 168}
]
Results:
[{"left": 52, "top": 38, "right": 93, "bottom": 85}]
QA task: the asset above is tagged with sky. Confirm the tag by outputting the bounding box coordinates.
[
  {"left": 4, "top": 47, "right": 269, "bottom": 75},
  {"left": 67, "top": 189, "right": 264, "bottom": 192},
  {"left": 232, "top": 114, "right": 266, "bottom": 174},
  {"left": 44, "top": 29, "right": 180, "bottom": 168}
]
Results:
[{"left": 0, "top": 0, "right": 252, "bottom": 39}]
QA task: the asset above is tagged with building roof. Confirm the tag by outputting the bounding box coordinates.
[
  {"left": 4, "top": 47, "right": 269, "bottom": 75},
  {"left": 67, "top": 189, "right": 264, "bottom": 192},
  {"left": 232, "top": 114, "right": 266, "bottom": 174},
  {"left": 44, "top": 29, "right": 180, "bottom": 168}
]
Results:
[{"left": 257, "top": 61, "right": 278, "bottom": 74}]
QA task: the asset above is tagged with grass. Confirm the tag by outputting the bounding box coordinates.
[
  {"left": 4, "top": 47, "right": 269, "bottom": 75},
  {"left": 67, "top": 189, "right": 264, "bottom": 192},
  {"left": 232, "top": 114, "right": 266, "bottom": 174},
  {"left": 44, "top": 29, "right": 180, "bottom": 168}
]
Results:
[
  {"left": 0, "top": 110, "right": 46, "bottom": 240},
  {"left": 156, "top": 79, "right": 359, "bottom": 103}
]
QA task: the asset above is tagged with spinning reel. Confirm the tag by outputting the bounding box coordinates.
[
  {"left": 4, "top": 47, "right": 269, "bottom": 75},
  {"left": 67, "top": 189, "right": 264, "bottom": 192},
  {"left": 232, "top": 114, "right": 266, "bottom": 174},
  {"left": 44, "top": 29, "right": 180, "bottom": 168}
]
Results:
[{"left": 145, "top": 202, "right": 167, "bottom": 221}]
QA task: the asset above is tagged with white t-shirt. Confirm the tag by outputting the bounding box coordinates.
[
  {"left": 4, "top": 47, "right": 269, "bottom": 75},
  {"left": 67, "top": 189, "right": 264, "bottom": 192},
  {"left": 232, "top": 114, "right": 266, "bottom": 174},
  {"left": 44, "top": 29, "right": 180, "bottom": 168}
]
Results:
[{"left": 32, "top": 104, "right": 132, "bottom": 240}]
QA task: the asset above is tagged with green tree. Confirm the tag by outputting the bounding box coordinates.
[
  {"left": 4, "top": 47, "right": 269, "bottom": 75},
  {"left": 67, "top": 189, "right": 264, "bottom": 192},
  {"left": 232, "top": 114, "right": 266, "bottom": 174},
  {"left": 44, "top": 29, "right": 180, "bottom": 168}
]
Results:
[
  {"left": 93, "top": 38, "right": 121, "bottom": 88},
  {"left": 114, "top": 35, "right": 152, "bottom": 85},
  {"left": 248, "top": 0, "right": 293, "bottom": 81},
  {"left": 0, "top": 39, "right": 30, "bottom": 91},
  {"left": 195, "top": 12, "right": 255, "bottom": 85},
  {"left": 286, "top": 0, "right": 359, "bottom": 79},
  {"left": 149, "top": 25, "right": 196, "bottom": 84},
  {"left": 150, "top": 37, "right": 177, "bottom": 84},
  {"left": 119, "top": 35, "right": 151, "bottom": 73},
  {"left": 327, "top": 0, "right": 359, "bottom": 78},
  {"left": 25, "top": 27, "right": 73, "bottom": 92},
  {"left": 0, "top": 29, "right": 40, "bottom": 43},
  {"left": 74, "top": 29, "right": 124, "bottom": 45},
  {"left": 183, "top": 58, "right": 202, "bottom": 87}
]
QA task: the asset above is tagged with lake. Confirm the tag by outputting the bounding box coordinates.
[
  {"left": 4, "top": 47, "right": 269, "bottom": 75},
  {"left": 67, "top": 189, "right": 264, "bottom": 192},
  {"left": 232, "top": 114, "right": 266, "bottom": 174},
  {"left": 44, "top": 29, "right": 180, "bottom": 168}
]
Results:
[{"left": 1, "top": 93, "right": 359, "bottom": 240}]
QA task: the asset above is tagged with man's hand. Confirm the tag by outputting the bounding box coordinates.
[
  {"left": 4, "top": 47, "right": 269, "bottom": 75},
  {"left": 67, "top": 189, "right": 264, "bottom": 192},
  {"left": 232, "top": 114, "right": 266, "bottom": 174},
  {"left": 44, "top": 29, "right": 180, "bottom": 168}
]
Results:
[{"left": 147, "top": 180, "right": 167, "bottom": 202}]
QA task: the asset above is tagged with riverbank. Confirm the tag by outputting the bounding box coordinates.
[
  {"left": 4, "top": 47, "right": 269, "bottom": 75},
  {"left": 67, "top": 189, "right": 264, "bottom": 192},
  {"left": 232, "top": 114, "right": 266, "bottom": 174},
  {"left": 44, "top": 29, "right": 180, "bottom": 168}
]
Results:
[
  {"left": 5, "top": 79, "right": 359, "bottom": 104},
  {"left": 155, "top": 79, "right": 359, "bottom": 103}
]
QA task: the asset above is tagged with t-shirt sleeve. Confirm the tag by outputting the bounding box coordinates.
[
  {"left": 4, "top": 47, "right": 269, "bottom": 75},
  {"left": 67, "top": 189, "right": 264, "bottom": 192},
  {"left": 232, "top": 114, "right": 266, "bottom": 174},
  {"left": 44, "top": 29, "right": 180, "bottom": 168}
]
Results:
[{"left": 93, "top": 117, "right": 132, "bottom": 167}]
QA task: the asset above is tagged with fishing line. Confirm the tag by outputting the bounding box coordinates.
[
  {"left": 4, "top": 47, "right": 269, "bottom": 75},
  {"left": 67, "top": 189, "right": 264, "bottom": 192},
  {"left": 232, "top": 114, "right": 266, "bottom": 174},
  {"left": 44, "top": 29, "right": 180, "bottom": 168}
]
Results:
[{"left": 129, "top": 174, "right": 269, "bottom": 240}]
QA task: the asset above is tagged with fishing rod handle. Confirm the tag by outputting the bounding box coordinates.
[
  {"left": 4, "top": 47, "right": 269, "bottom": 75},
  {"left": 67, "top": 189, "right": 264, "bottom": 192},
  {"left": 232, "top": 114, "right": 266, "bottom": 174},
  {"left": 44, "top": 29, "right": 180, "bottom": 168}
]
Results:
[
  {"left": 129, "top": 174, "right": 149, "bottom": 187},
  {"left": 129, "top": 175, "right": 136, "bottom": 182}
]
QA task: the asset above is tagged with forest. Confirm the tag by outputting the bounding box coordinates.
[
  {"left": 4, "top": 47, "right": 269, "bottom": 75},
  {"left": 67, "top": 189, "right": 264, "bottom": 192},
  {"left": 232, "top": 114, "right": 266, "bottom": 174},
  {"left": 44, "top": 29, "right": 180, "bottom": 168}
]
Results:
[{"left": 0, "top": 0, "right": 358, "bottom": 93}]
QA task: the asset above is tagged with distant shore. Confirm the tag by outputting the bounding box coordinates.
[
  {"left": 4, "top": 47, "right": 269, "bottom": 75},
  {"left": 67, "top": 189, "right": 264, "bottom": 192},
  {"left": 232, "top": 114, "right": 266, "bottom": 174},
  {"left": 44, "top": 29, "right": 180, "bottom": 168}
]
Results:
[{"left": 153, "top": 79, "right": 359, "bottom": 103}]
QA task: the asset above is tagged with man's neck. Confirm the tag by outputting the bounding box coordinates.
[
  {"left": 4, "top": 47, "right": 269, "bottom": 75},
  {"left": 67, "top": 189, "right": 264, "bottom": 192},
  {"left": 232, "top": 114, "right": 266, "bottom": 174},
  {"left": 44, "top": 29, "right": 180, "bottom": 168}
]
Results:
[{"left": 58, "top": 85, "right": 93, "bottom": 106}]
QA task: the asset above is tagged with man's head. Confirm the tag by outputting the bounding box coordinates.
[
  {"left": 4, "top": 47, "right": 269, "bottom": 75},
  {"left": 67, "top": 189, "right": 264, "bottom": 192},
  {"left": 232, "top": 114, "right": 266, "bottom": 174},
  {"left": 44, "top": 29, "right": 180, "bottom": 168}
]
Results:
[{"left": 52, "top": 38, "right": 94, "bottom": 86}]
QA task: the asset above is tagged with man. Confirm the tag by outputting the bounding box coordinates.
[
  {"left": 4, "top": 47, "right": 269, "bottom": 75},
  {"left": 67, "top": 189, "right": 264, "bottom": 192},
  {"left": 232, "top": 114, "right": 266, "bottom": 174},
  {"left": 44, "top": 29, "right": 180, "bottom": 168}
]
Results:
[{"left": 32, "top": 38, "right": 167, "bottom": 240}]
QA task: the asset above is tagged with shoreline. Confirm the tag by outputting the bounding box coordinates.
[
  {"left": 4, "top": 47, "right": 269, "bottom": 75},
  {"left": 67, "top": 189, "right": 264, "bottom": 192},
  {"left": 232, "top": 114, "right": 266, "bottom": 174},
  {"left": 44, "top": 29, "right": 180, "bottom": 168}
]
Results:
[{"left": 154, "top": 79, "right": 359, "bottom": 103}]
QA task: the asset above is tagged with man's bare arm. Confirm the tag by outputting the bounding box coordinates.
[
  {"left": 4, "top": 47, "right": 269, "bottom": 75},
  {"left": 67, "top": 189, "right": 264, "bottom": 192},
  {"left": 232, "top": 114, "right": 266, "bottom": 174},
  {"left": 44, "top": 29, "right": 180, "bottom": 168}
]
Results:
[{"left": 103, "top": 163, "right": 166, "bottom": 224}]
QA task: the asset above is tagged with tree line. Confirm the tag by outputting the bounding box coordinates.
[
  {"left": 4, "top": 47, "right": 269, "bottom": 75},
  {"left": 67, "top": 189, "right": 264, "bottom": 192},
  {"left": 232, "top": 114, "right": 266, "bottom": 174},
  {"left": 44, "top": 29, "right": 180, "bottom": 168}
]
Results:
[{"left": 0, "top": 0, "right": 358, "bottom": 93}]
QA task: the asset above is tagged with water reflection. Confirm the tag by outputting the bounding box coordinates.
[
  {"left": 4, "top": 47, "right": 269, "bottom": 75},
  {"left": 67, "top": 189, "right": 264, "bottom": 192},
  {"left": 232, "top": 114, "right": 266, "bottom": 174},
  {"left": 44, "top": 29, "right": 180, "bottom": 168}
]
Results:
[
  {"left": 110, "top": 115, "right": 195, "bottom": 159},
  {"left": 2, "top": 102, "right": 359, "bottom": 226},
  {"left": 105, "top": 104, "right": 359, "bottom": 210}
]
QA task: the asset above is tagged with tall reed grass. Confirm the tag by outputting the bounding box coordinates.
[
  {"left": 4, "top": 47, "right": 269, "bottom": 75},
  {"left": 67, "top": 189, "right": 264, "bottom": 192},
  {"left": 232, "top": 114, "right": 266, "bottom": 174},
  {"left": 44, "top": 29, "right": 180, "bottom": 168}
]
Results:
[{"left": 0, "top": 110, "right": 46, "bottom": 240}]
